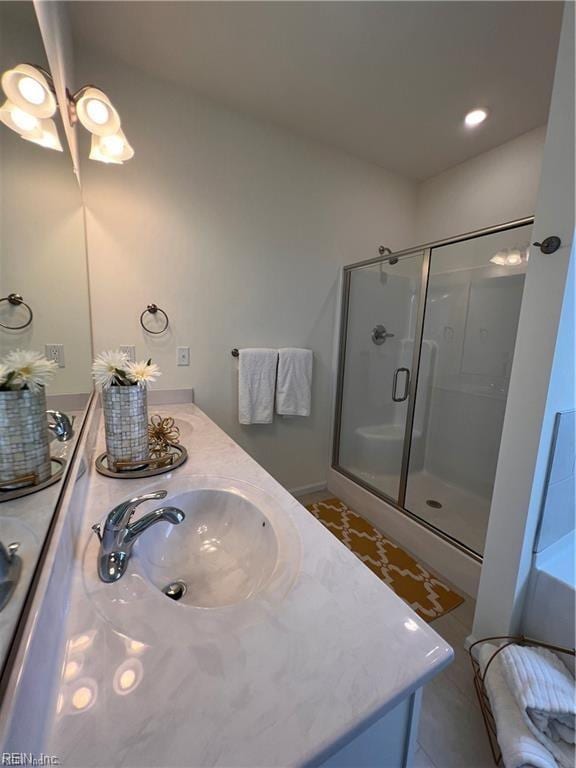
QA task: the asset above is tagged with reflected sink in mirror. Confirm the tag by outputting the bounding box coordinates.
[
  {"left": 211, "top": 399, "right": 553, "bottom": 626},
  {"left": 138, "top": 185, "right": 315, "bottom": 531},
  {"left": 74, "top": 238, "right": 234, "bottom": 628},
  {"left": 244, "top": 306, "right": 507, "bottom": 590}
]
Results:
[
  {"left": 0, "top": 516, "right": 38, "bottom": 662},
  {"left": 135, "top": 489, "right": 279, "bottom": 608}
]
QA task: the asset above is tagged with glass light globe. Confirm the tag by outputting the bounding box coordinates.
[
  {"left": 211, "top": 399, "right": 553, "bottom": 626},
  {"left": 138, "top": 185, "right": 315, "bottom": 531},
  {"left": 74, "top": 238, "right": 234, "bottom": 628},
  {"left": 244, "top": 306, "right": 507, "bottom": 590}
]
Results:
[
  {"left": 17, "top": 76, "right": 46, "bottom": 106},
  {"left": 86, "top": 98, "right": 110, "bottom": 126},
  {"left": 11, "top": 107, "right": 39, "bottom": 132},
  {"left": 101, "top": 133, "right": 125, "bottom": 156}
]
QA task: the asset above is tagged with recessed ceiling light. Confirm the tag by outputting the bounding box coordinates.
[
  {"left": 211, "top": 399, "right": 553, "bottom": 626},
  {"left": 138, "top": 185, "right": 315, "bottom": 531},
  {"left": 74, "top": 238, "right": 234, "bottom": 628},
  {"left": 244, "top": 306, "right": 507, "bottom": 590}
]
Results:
[{"left": 464, "top": 108, "right": 488, "bottom": 128}]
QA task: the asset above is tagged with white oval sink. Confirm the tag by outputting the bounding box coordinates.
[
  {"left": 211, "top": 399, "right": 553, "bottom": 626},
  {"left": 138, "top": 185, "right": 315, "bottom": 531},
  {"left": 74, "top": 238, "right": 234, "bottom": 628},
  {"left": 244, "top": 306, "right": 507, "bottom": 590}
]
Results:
[
  {"left": 83, "top": 477, "right": 301, "bottom": 638},
  {"left": 135, "top": 488, "right": 279, "bottom": 608}
]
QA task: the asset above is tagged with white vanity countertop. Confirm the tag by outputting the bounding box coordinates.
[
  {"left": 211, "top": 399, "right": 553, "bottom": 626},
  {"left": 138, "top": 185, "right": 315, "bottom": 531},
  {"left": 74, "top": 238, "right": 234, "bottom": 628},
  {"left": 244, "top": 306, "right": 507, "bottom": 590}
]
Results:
[{"left": 14, "top": 404, "right": 452, "bottom": 767}]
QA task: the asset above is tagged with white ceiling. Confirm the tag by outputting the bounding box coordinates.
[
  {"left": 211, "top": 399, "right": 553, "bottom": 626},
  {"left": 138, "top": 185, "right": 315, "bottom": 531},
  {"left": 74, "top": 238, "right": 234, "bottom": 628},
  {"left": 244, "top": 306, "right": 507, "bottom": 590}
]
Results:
[{"left": 68, "top": 1, "right": 563, "bottom": 180}]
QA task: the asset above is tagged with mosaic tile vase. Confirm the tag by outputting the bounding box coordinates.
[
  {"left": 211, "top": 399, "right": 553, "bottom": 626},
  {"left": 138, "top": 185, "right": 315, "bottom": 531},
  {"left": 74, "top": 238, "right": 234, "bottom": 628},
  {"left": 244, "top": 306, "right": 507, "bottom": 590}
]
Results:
[
  {"left": 102, "top": 385, "right": 149, "bottom": 469},
  {"left": 0, "top": 388, "right": 51, "bottom": 488}
]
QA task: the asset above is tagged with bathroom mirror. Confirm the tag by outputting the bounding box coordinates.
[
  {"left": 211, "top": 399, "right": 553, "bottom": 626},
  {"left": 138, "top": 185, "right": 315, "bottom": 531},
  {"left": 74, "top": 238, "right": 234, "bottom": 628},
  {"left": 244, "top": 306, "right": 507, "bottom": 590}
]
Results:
[{"left": 0, "top": 2, "right": 92, "bottom": 674}]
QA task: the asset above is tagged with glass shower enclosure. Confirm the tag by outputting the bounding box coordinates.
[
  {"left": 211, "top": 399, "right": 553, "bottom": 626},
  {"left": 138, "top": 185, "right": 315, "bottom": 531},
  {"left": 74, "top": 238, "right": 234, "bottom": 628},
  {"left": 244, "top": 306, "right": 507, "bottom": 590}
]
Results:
[{"left": 333, "top": 219, "right": 533, "bottom": 558}]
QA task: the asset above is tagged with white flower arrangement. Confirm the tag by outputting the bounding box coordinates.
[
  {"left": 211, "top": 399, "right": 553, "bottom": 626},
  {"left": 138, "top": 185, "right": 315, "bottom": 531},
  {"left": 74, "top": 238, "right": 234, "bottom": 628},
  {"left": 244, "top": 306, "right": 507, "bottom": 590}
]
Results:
[
  {"left": 92, "top": 350, "right": 161, "bottom": 388},
  {"left": 0, "top": 350, "right": 58, "bottom": 392}
]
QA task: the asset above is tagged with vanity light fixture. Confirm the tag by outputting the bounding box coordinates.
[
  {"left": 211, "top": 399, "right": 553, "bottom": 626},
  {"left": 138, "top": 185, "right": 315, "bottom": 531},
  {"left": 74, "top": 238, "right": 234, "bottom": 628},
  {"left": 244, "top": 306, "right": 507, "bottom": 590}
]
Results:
[
  {"left": 74, "top": 86, "right": 121, "bottom": 136},
  {"left": 464, "top": 108, "right": 488, "bottom": 127},
  {"left": 89, "top": 129, "right": 134, "bottom": 164},
  {"left": 71, "top": 85, "right": 134, "bottom": 164},
  {"left": 0, "top": 63, "right": 63, "bottom": 151},
  {"left": 2, "top": 63, "right": 57, "bottom": 118},
  {"left": 0, "top": 63, "right": 133, "bottom": 163}
]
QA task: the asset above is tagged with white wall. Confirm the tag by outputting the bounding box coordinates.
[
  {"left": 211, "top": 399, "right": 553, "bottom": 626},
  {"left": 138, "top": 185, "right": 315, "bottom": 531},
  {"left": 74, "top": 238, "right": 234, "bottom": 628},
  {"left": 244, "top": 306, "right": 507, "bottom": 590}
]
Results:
[
  {"left": 78, "top": 49, "right": 417, "bottom": 491},
  {"left": 473, "top": 1, "right": 575, "bottom": 639},
  {"left": 416, "top": 126, "right": 546, "bottom": 244}
]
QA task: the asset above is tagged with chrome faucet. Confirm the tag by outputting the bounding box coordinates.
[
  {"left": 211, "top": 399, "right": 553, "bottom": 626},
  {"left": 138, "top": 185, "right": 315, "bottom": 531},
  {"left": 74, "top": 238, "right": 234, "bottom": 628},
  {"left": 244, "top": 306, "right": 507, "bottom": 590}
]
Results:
[
  {"left": 0, "top": 541, "right": 21, "bottom": 612},
  {"left": 92, "top": 490, "right": 185, "bottom": 583},
  {"left": 46, "top": 410, "right": 75, "bottom": 442}
]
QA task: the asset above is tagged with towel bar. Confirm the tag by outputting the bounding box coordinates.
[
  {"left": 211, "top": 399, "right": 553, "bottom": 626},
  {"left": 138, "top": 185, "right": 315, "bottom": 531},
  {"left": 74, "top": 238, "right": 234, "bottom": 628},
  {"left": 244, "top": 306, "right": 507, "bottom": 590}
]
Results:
[
  {"left": 140, "top": 304, "right": 169, "bottom": 334},
  {"left": 0, "top": 294, "right": 33, "bottom": 331}
]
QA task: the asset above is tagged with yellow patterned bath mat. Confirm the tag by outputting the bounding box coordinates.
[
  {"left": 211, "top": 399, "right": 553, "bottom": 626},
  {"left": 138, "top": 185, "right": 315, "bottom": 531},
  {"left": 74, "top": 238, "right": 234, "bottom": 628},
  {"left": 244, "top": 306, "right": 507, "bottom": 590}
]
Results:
[{"left": 305, "top": 496, "right": 464, "bottom": 622}]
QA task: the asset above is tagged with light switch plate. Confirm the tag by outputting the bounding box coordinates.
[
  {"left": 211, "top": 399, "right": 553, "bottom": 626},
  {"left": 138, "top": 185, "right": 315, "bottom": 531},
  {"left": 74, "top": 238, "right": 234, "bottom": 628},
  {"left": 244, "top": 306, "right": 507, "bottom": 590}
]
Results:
[
  {"left": 177, "top": 347, "right": 190, "bottom": 366},
  {"left": 120, "top": 345, "right": 136, "bottom": 362},
  {"left": 45, "top": 344, "right": 65, "bottom": 368}
]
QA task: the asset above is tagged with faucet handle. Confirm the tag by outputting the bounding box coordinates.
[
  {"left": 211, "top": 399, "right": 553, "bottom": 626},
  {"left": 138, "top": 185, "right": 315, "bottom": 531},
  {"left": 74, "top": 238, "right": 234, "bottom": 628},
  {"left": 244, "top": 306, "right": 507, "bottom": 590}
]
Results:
[
  {"left": 0, "top": 541, "right": 19, "bottom": 566},
  {"left": 106, "top": 490, "right": 168, "bottom": 529},
  {"left": 46, "top": 410, "right": 75, "bottom": 442},
  {"left": 91, "top": 523, "right": 103, "bottom": 542}
]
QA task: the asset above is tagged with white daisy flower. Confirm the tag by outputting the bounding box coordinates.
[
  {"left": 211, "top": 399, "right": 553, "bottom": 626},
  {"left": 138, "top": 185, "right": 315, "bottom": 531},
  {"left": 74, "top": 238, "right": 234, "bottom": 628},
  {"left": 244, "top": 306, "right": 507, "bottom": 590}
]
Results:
[
  {"left": 92, "top": 350, "right": 130, "bottom": 388},
  {"left": 126, "top": 359, "right": 161, "bottom": 386},
  {"left": 2, "top": 350, "right": 58, "bottom": 392},
  {"left": 0, "top": 362, "right": 11, "bottom": 388}
]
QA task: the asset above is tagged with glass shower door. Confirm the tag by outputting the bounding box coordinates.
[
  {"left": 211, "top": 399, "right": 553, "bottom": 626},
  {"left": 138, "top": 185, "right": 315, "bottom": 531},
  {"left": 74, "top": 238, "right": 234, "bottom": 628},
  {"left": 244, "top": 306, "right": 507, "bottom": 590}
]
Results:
[
  {"left": 404, "top": 224, "right": 531, "bottom": 555},
  {"left": 334, "top": 250, "right": 426, "bottom": 503}
]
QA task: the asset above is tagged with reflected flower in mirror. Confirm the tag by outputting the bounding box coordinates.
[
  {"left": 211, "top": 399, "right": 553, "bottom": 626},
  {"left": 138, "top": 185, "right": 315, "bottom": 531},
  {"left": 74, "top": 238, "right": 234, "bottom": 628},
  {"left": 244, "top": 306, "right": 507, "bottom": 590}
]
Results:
[
  {"left": 0, "top": 351, "right": 57, "bottom": 486},
  {"left": 0, "top": 349, "right": 57, "bottom": 392}
]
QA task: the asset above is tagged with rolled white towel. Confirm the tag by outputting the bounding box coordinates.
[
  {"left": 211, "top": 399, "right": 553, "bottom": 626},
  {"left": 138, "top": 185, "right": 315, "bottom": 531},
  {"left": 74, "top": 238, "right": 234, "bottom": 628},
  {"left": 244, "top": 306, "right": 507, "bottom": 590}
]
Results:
[
  {"left": 499, "top": 644, "right": 575, "bottom": 768},
  {"left": 479, "top": 643, "right": 558, "bottom": 768}
]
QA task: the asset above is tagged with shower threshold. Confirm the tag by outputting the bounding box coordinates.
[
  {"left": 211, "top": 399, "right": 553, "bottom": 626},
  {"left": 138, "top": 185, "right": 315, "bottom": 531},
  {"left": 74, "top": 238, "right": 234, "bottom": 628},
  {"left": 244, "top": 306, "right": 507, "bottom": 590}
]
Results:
[{"left": 343, "top": 467, "right": 490, "bottom": 557}]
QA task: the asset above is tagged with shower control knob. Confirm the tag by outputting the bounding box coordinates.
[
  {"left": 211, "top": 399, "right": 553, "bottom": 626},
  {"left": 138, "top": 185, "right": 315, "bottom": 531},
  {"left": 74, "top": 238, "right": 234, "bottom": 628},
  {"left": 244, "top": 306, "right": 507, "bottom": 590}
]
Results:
[{"left": 371, "top": 325, "right": 395, "bottom": 345}]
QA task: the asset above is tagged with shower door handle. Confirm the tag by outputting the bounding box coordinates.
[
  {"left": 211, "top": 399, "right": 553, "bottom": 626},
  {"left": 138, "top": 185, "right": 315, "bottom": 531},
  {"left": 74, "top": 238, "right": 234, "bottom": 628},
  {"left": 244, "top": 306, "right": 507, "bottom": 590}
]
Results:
[{"left": 392, "top": 368, "right": 410, "bottom": 402}]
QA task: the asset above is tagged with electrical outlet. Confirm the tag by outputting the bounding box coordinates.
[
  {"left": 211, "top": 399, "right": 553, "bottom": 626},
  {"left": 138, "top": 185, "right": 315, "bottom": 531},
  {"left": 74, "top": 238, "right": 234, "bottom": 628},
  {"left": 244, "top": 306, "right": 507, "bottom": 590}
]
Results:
[
  {"left": 45, "top": 344, "right": 65, "bottom": 368},
  {"left": 177, "top": 346, "right": 190, "bottom": 366},
  {"left": 120, "top": 345, "right": 136, "bottom": 362}
]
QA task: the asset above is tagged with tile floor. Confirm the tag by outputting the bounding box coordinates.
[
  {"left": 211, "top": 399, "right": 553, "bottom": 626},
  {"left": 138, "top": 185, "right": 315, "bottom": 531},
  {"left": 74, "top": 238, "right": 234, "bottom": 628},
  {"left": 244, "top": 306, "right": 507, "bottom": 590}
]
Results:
[{"left": 296, "top": 490, "right": 495, "bottom": 768}]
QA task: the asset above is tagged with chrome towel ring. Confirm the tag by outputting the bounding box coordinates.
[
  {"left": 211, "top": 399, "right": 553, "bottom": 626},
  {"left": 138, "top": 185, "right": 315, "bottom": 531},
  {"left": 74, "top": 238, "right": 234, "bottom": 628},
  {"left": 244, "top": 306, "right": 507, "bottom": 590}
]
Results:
[
  {"left": 0, "top": 294, "right": 33, "bottom": 330},
  {"left": 140, "top": 303, "right": 169, "bottom": 334}
]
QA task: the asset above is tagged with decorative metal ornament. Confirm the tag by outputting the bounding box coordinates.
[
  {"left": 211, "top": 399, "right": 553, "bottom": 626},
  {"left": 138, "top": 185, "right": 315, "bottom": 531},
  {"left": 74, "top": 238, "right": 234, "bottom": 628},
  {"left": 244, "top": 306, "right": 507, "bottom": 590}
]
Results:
[{"left": 148, "top": 414, "right": 180, "bottom": 457}]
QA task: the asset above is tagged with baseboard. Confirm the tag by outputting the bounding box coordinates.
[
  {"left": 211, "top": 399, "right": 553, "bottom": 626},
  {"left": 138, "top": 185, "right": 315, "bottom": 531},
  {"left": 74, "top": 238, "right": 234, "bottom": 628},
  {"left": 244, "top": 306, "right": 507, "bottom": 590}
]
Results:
[
  {"left": 327, "top": 468, "right": 481, "bottom": 598},
  {"left": 464, "top": 634, "right": 478, "bottom": 651},
  {"left": 288, "top": 481, "right": 328, "bottom": 497}
]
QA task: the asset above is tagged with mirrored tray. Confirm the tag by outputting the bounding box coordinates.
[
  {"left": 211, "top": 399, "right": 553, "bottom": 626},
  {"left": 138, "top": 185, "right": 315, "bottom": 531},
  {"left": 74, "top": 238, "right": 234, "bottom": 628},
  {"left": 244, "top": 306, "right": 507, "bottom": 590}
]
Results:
[
  {"left": 0, "top": 457, "right": 66, "bottom": 503},
  {"left": 95, "top": 443, "right": 188, "bottom": 479}
]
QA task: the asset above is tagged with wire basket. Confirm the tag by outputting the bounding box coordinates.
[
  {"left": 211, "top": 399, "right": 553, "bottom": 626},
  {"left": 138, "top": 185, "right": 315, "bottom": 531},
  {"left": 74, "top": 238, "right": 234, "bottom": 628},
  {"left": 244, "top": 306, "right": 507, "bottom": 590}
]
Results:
[{"left": 468, "top": 635, "right": 576, "bottom": 766}]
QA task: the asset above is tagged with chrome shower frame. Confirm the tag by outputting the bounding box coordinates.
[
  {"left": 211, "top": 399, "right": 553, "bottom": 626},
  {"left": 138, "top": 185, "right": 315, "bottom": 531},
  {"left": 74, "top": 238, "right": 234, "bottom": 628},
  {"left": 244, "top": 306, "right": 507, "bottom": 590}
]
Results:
[{"left": 331, "top": 215, "right": 535, "bottom": 562}]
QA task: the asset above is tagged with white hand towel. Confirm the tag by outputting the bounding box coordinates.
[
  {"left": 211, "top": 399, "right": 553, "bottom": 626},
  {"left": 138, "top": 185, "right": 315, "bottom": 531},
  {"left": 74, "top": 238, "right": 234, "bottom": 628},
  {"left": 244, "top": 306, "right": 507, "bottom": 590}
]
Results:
[
  {"left": 499, "top": 645, "right": 575, "bottom": 768},
  {"left": 238, "top": 348, "right": 278, "bottom": 425},
  {"left": 479, "top": 643, "right": 559, "bottom": 768},
  {"left": 276, "top": 348, "right": 313, "bottom": 417}
]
